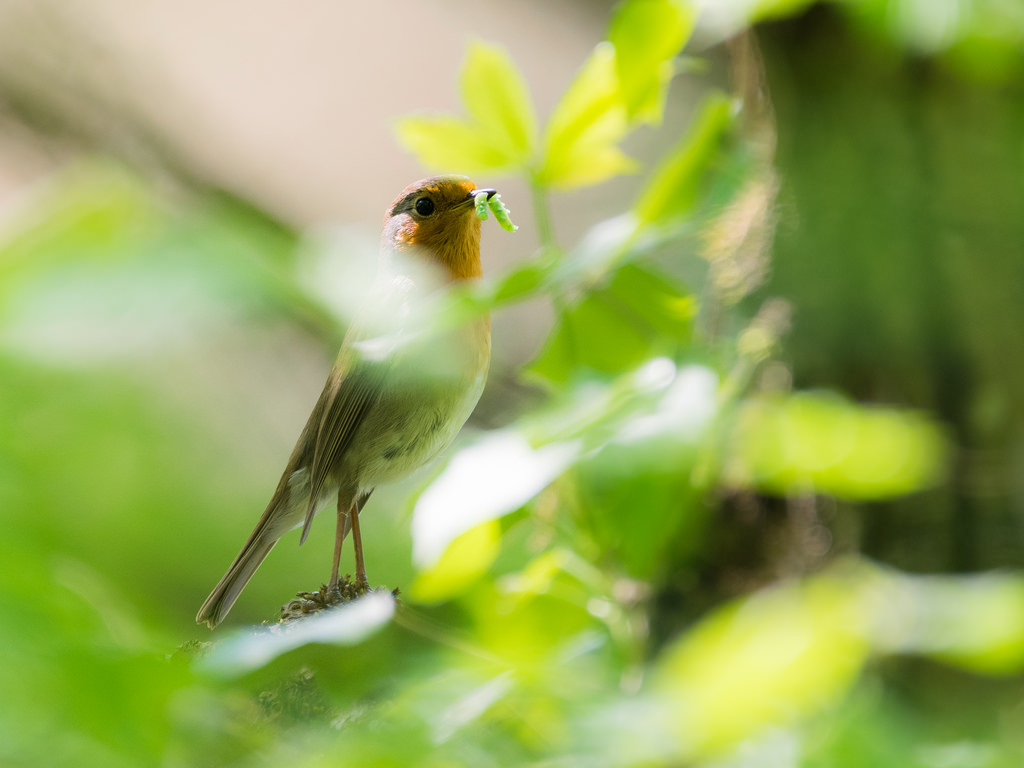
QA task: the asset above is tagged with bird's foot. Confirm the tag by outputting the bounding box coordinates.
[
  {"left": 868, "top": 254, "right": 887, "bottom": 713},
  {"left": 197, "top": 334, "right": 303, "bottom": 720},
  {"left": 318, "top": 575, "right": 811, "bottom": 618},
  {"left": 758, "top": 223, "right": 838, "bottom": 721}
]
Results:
[{"left": 279, "top": 575, "right": 373, "bottom": 622}]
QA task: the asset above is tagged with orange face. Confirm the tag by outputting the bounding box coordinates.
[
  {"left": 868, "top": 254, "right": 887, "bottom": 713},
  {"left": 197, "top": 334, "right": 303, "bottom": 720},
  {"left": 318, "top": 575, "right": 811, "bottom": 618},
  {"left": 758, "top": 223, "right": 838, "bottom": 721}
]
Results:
[{"left": 383, "top": 176, "right": 484, "bottom": 280}]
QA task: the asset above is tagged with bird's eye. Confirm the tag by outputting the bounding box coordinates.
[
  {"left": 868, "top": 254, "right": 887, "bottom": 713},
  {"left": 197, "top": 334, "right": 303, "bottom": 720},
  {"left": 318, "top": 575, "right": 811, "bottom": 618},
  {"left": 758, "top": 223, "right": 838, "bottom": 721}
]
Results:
[{"left": 414, "top": 197, "right": 435, "bottom": 216}]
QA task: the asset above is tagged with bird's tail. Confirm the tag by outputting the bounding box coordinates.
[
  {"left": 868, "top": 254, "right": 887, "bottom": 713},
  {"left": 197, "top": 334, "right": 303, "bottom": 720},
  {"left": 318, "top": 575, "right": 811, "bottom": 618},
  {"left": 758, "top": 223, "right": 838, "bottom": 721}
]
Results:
[
  {"left": 197, "top": 480, "right": 305, "bottom": 628},
  {"left": 195, "top": 528, "right": 279, "bottom": 628},
  {"left": 196, "top": 469, "right": 328, "bottom": 628}
]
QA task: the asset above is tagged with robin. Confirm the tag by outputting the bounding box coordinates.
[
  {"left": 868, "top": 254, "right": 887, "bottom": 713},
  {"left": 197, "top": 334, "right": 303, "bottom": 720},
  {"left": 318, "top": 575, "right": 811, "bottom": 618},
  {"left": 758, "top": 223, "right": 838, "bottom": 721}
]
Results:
[{"left": 197, "top": 176, "right": 495, "bottom": 627}]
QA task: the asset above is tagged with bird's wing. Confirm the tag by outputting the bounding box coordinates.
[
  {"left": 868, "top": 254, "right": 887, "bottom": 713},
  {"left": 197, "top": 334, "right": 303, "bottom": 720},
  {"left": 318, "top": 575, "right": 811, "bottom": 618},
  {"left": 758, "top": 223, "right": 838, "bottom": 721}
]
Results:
[
  {"left": 298, "top": 271, "right": 427, "bottom": 543},
  {"left": 299, "top": 342, "right": 389, "bottom": 544}
]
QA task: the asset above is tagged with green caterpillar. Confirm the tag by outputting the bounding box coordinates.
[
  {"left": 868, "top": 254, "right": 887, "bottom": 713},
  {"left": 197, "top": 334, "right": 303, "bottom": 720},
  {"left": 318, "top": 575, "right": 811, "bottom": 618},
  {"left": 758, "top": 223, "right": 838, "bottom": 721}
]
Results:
[
  {"left": 475, "top": 190, "right": 490, "bottom": 220},
  {"left": 475, "top": 191, "right": 518, "bottom": 232},
  {"left": 489, "top": 194, "right": 518, "bottom": 232}
]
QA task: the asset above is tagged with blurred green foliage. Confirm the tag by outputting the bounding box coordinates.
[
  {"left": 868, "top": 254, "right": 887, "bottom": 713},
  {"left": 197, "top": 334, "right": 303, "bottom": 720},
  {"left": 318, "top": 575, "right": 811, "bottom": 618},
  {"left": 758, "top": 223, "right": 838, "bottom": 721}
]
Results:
[
  {"left": 758, "top": 7, "right": 1024, "bottom": 573},
  {"left": 1, "top": 0, "right": 1022, "bottom": 766}
]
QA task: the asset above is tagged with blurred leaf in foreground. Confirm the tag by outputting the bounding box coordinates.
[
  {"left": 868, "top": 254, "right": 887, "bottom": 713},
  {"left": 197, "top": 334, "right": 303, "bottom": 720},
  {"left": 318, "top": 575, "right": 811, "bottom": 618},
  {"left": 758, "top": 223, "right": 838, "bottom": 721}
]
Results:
[
  {"left": 412, "top": 357, "right": 716, "bottom": 580},
  {"left": 725, "top": 391, "right": 949, "bottom": 499},
  {"left": 407, "top": 520, "right": 502, "bottom": 604},
  {"left": 652, "top": 566, "right": 871, "bottom": 757},
  {"left": 0, "top": 536, "right": 196, "bottom": 767},
  {"left": 0, "top": 161, "right": 312, "bottom": 363},
  {"left": 640, "top": 562, "right": 1024, "bottom": 762},
  {"left": 411, "top": 429, "right": 581, "bottom": 569},
  {"left": 869, "top": 570, "right": 1024, "bottom": 675},
  {"left": 200, "top": 590, "right": 396, "bottom": 677},
  {"left": 609, "top": 0, "right": 697, "bottom": 123},
  {"left": 633, "top": 92, "right": 735, "bottom": 229}
]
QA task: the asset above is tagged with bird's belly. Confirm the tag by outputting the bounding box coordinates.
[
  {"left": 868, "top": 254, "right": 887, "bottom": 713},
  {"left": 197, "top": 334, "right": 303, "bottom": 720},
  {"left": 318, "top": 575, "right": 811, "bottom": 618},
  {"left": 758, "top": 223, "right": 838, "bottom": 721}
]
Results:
[{"left": 352, "top": 367, "right": 487, "bottom": 487}]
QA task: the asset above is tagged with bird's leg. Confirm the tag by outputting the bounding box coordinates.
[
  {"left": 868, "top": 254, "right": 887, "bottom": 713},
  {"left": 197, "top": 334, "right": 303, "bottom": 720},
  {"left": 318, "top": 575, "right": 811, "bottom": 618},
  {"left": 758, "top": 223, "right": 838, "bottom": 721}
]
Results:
[
  {"left": 350, "top": 499, "right": 367, "bottom": 589},
  {"left": 329, "top": 493, "right": 348, "bottom": 594}
]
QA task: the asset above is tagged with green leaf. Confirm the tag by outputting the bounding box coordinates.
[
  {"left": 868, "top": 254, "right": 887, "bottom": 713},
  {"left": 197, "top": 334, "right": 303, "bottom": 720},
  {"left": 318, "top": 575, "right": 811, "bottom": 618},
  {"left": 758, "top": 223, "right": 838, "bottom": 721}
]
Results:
[
  {"left": 395, "top": 42, "right": 537, "bottom": 174},
  {"left": 395, "top": 115, "right": 513, "bottom": 173},
  {"left": 539, "top": 43, "right": 637, "bottom": 189},
  {"left": 460, "top": 41, "right": 538, "bottom": 166},
  {"left": 489, "top": 258, "right": 553, "bottom": 304},
  {"left": 411, "top": 429, "right": 581, "bottom": 568},
  {"left": 528, "top": 264, "right": 695, "bottom": 385},
  {"left": 609, "top": 0, "right": 697, "bottom": 123},
  {"left": 652, "top": 570, "right": 872, "bottom": 757},
  {"left": 633, "top": 92, "right": 734, "bottom": 228},
  {"left": 407, "top": 520, "right": 502, "bottom": 605},
  {"left": 199, "top": 590, "right": 396, "bottom": 677},
  {"left": 684, "top": 0, "right": 817, "bottom": 43},
  {"left": 871, "top": 572, "right": 1024, "bottom": 676},
  {"left": 725, "top": 392, "right": 949, "bottom": 500}
]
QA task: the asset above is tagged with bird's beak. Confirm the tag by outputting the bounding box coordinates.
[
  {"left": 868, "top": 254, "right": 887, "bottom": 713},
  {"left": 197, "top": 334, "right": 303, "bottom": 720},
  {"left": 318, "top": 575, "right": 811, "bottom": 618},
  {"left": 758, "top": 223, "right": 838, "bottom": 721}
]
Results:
[{"left": 462, "top": 188, "right": 497, "bottom": 209}]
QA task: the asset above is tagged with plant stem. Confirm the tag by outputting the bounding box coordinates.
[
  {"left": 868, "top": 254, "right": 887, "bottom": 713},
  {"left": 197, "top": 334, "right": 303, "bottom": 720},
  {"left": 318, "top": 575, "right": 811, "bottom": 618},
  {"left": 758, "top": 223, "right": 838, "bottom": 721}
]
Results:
[{"left": 529, "top": 174, "right": 557, "bottom": 253}]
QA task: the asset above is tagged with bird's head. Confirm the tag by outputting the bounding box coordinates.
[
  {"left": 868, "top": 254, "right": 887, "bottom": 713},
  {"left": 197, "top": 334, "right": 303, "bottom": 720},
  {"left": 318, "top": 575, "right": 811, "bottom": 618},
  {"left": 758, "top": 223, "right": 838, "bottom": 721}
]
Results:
[{"left": 382, "top": 176, "right": 496, "bottom": 281}]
